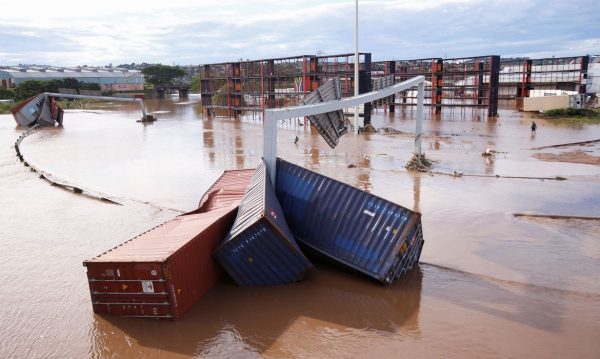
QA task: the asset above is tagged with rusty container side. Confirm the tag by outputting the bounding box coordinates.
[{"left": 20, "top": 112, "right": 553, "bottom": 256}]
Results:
[
  {"left": 188, "top": 168, "right": 255, "bottom": 214},
  {"left": 214, "top": 160, "right": 312, "bottom": 286},
  {"left": 84, "top": 208, "right": 239, "bottom": 319},
  {"left": 83, "top": 168, "right": 254, "bottom": 320},
  {"left": 275, "top": 158, "right": 424, "bottom": 284}
]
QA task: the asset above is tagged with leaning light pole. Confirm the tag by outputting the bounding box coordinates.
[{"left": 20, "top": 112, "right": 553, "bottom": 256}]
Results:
[{"left": 353, "top": 0, "right": 360, "bottom": 134}]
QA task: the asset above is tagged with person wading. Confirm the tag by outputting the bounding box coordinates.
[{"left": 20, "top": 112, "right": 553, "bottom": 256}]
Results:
[{"left": 531, "top": 121, "right": 537, "bottom": 135}]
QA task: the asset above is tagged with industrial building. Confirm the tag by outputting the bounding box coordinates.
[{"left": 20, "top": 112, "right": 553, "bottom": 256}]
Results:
[{"left": 0, "top": 66, "right": 144, "bottom": 91}]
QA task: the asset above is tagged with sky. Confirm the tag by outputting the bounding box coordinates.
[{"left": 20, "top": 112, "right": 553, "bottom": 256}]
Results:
[{"left": 0, "top": 0, "right": 599, "bottom": 66}]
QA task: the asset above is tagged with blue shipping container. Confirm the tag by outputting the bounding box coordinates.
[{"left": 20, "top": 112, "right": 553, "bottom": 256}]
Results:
[
  {"left": 214, "top": 160, "right": 312, "bottom": 286},
  {"left": 275, "top": 159, "right": 424, "bottom": 284}
]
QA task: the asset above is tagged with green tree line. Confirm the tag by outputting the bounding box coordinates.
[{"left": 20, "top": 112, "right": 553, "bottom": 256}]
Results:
[{"left": 0, "top": 78, "right": 101, "bottom": 101}]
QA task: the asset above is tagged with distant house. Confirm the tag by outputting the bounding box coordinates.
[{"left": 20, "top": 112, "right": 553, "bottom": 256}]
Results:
[{"left": 0, "top": 66, "right": 144, "bottom": 91}]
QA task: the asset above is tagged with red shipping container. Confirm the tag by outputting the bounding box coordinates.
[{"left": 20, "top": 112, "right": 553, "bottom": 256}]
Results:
[{"left": 83, "top": 169, "right": 254, "bottom": 319}]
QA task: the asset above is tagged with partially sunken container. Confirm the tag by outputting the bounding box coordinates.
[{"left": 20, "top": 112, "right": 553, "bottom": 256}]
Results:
[
  {"left": 275, "top": 158, "right": 424, "bottom": 284},
  {"left": 214, "top": 160, "right": 312, "bottom": 286},
  {"left": 83, "top": 169, "right": 254, "bottom": 319}
]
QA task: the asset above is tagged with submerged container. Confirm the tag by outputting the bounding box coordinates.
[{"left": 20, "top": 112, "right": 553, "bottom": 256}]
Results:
[
  {"left": 83, "top": 169, "right": 254, "bottom": 319},
  {"left": 214, "top": 160, "right": 312, "bottom": 286},
  {"left": 275, "top": 158, "right": 424, "bottom": 284}
]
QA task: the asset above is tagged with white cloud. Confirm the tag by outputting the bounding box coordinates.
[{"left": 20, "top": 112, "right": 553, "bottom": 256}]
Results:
[{"left": 0, "top": 0, "right": 599, "bottom": 66}]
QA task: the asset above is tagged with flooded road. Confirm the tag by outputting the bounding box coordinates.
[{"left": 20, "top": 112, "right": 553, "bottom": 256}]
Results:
[{"left": 1, "top": 97, "right": 599, "bottom": 357}]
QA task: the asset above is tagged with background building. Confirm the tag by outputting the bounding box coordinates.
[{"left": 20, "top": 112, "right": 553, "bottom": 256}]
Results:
[{"left": 0, "top": 66, "right": 144, "bottom": 91}]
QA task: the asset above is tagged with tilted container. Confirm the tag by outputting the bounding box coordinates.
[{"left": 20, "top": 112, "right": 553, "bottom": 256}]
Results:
[
  {"left": 83, "top": 169, "right": 254, "bottom": 319},
  {"left": 275, "top": 158, "right": 424, "bottom": 284},
  {"left": 214, "top": 160, "right": 312, "bottom": 286}
]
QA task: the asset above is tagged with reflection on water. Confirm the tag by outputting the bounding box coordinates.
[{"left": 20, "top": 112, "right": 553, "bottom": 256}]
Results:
[
  {"left": 90, "top": 265, "right": 422, "bottom": 358},
  {"left": 2, "top": 97, "right": 600, "bottom": 357}
]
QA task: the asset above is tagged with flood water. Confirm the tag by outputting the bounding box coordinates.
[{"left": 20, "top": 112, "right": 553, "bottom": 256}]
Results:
[{"left": 1, "top": 97, "right": 599, "bottom": 358}]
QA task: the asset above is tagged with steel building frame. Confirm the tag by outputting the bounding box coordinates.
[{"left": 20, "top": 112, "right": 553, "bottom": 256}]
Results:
[
  {"left": 200, "top": 54, "right": 591, "bottom": 120},
  {"left": 371, "top": 55, "right": 501, "bottom": 117},
  {"left": 498, "top": 55, "right": 589, "bottom": 99}
]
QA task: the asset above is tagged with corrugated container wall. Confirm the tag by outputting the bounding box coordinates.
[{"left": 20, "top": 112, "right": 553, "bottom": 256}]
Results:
[
  {"left": 275, "top": 159, "right": 424, "bottom": 284},
  {"left": 301, "top": 78, "right": 347, "bottom": 148},
  {"left": 214, "top": 160, "right": 312, "bottom": 286},
  {"left": 83, "top": 169, "right": 254, "bottom": 319}
]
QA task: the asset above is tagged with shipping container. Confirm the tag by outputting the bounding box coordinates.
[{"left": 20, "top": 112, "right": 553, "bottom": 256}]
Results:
[
  {"left": 275, "top": 158, "right": 424, "bottom": 284},
  {"left": 190, "top": 169, "right": 255, "bottom": 213},
  {"left": 301, "top": 78, "right": 347, "bottom": 148},
  {"left": 83, "top": 169, "right": 254, "bottom": 320},
  {"left": 214, "top": 160, "right": 312, "bottom": 286}
]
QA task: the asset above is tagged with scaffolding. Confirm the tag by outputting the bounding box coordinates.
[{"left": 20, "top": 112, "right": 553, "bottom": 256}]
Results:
[
  {"left": 498, "top": 55, "right": 589, "bottom": 99},
  {"left": 371, "top": 55, "right": 501, "bottom": 117},
  {"left": 199, "top": 53, "right": 372, "bottom": 122},
  {"left": 200, "top": 53, "right": 592, "bottom": 120}
]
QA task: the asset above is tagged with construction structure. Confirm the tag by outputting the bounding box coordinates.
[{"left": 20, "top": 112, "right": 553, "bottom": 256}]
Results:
[
  {"left": 199, "top": 53, "right": 373, "bottom": 122},
  {"left": 371, "top": 55, "right": 501, "bottom": 117},
  {"left": 199, "top": 53, "right": 599, "bottom": 120},
  {"left": 497, "top": 55, "right": 591, "bottom": 100},
  {"left": 199, "top": 53, "right": 503, "bottom": 120}
]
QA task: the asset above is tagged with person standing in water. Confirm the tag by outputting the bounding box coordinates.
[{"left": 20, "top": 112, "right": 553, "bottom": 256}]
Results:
[{"left": 531, "top": 121, "right": 537, "bottom": 134}]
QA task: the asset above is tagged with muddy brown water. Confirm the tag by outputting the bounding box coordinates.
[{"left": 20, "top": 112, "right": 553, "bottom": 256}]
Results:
[{"left": 1, "top": 97, "right": 599, "bottom": 358}]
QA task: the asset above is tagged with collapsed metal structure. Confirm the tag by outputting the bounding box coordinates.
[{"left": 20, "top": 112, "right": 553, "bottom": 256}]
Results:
[{"left": 199, "top": 53, "right": 594, "bottom": 119}]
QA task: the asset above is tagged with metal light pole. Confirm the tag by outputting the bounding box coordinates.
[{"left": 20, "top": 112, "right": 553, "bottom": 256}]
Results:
[{"left": 354, "top": 0, "right": 359, "bottom": 134}]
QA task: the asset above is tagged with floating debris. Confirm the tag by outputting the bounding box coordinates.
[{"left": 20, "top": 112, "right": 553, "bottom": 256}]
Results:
[
  {"left": 405, "top": 153, "right": 433, "bottom": 172},
  {"left": 380, "top": 127, "right": 405, "bottom": 135}
]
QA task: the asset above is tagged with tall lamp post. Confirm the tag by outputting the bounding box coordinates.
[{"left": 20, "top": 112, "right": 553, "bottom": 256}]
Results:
[{"left": 354, "top": 0, "right": 359, "bottom": 134}]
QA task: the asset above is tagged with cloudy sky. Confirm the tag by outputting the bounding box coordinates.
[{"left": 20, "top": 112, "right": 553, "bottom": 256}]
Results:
[{"left": 1, "top": 0, "right": 599, "bottom": 66}]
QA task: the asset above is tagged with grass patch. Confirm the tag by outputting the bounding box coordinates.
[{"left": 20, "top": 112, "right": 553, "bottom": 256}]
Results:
[
  {"left": 0, "top": 103, "right": 12, "bottom": 114},
  {"left": 539, "top": 108, "right": 600, "bottom": 124}
]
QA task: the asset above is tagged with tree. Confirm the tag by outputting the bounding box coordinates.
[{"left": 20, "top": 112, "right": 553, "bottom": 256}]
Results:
[
  {"left": 14, "top": 80, "right": 46, "bottom": 101},
  {"left": 61, "top": 78, "right": 81, "bottom": 90},
  {"left": 79, "top": 82, "right": 101, "bottom": 91},
  {"left": 141, "top": 64, "right": 186, "bottom": 89},
  {"left": 189, "top": 75, "right": 200, "bottom": 93},
  {"left": 0, "top": 87, "right": 16, "bottom": 100}
]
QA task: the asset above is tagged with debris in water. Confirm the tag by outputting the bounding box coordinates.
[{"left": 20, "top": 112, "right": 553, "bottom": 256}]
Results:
[
  {"left": 405, "top": 153, "right": 433, "bottom": 172},
  {"left": 361, "top": 124, "right": 377, "bottom": 133},
  {"left": 380, "top": 127, "right": 405, "bottom": 135}
]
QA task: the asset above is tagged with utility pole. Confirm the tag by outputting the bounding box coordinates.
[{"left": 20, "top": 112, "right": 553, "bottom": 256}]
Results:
[{"left": 354, "top": 0, "right": 359, "bottom": 134}]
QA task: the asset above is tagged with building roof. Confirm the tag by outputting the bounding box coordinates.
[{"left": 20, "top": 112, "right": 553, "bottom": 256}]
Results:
[{"left": 0, "top": 67, "right": 143, "bottom": 81}]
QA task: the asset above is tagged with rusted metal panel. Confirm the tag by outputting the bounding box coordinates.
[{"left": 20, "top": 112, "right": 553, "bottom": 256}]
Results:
[
  {"left": 275, "top": 158, "right": 424, "bottom": 284},
  {"left": 301, "top": 78, "right": 347, "bottom": 148},
  {"left": 193, "top": 169, "right": 255, "bottom": 213},
  {"left": 83, "top": 169, "right": 254, "bottom": 320},
  {"left": 84, "top": 208, "right": 238, "bottom": 319},
  {"left": 214, "top": 160, "right": 312, "bottom": 286}
]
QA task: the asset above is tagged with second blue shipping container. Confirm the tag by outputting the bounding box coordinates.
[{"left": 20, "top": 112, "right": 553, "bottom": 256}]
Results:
[{"left": 275, "top": 158, "right": 424, "bottom": 284}]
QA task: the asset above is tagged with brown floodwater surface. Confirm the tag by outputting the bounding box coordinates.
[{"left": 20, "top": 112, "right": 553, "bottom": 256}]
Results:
[{"left": 1, "top": 97, "right": 599, "bottom": 358}]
